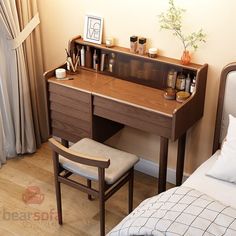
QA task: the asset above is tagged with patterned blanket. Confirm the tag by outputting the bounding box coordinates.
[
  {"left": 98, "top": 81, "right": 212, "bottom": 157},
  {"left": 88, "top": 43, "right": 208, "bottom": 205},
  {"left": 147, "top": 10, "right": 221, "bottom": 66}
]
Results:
[{"left": 107, "top": 186, "right": 236, "bottom": 236}]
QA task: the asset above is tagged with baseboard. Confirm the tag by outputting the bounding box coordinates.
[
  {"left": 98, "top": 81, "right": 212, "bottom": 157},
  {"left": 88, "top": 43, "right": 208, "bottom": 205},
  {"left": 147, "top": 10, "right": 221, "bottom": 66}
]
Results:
[{"left": 134, "top": 158, "right": 189, "bottom": 185}]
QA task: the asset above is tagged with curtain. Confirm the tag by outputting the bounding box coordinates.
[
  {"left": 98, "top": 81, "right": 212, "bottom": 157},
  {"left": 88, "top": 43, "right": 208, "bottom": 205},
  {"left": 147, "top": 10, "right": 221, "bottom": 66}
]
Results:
[
  {"left": 16, "top": 0, "right": 49, "bottom": 146},
  {"left": 0, "top": 87, "right": 6, "bottom": 167},
  {"left": 0, "top": 0, "right": 49, "bottom": 166}
]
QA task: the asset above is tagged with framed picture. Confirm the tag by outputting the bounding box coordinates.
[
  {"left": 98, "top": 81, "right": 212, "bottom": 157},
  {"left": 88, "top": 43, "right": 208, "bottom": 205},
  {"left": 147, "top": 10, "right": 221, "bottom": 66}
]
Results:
[{"left": 84, "top": 14, "right": 103, "bottom": 44}]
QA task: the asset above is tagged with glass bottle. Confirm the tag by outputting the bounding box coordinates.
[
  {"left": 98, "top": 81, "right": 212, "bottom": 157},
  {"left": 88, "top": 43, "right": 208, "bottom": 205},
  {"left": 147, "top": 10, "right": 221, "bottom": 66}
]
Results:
[
  {"left": 176, "top": 73, "right": 186, "bottom": 91},
  {"left": 109, "top": 53, "right": 116, "bottom": 73},
  {"left": 190, "top": 77, "right": 196, "bottom": 93},
  {"left": 93, "top": 49, "right": 98, "bottom": 70},
  {"left": 167, "top": 69, "right": 177, "bottom": 89},
  {"left": 185, "top": 74, "right": 191, "bottom": 93},
  {"left": 138, "top": 37, "right": 146, "bottom": 55},
  {"left": 80, "top": 46, "right": 85, "bottom": 67},
  {"left": 130, "top": 36, "right": 138, "bottom": 53}
]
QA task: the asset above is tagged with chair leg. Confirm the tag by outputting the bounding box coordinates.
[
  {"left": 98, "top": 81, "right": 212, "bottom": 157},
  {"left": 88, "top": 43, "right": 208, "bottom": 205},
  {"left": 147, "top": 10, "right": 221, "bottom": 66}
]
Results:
[
  {"left": 87, "top": 179, "right": 92, "bottom": 200},
  {"left": 128, "top": 168, "right": 134, "bottom": 213},
  {"left": 55, "top": 178, "right": 63, "bottom": 225},
  {"left": 98, "top": 168, "right": 105, "bottom": 236},
  {"left": 52, "top": 151, "right": 63, "bottom": 225}
]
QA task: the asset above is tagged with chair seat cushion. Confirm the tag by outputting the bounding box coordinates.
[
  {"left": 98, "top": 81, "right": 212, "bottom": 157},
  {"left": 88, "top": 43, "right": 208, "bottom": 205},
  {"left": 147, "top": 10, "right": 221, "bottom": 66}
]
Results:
[{"left": 59, "top": 138, "right": 139, "bottom": 184}]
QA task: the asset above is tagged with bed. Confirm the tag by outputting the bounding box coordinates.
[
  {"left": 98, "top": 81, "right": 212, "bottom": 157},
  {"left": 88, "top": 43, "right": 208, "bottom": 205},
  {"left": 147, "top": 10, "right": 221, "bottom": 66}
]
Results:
[{"left": 107, "top": 62, "right": 236, "bottom": 236}]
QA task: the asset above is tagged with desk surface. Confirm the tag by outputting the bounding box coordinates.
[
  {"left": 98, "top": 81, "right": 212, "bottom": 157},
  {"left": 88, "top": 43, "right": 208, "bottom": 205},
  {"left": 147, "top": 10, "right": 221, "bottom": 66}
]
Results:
[{"left": 48, "top": 69, "right": 184, "bottom": 117}]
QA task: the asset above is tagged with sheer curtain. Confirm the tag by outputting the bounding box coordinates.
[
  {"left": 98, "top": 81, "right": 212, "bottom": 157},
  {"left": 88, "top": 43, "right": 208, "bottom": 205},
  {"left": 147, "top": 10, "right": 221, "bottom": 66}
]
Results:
[{"left": 0, "top": 0, "right": 49, "bottom": 166}]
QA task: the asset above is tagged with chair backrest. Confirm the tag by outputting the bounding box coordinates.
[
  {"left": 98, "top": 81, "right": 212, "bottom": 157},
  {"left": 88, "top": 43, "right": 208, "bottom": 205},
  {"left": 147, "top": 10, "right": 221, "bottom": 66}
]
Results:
[
  {"left": 49, "top": 138, "right": 110, "bottom": 168},
  {"left": 213, "top": 62, "right": 236, "bottom": 153}
]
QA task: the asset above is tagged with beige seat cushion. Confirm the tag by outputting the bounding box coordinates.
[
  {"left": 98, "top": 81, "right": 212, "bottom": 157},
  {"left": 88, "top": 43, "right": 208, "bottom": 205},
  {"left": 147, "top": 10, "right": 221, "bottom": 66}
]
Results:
[{"left": 59, "top": 138, "right": 139, "bottom": 184}]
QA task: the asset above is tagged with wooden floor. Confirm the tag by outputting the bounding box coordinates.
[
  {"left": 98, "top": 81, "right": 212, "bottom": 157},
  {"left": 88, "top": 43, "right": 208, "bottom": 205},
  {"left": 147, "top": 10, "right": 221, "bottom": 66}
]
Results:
[{"left": 0, "top": 142, "right": 173, "bottom": 236}]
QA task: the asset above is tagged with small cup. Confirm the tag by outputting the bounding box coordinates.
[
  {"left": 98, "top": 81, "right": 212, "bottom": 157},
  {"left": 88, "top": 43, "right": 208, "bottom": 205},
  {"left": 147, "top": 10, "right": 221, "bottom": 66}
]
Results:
[{"left": 55, "top": 68, "right": 66, "bottom": 79}]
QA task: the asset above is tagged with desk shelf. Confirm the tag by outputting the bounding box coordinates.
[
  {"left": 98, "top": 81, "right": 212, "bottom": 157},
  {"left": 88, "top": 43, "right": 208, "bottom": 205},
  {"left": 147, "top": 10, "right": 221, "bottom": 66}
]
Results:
[{"left": 74, "top": 38, "right": 205, "bottom": 90}]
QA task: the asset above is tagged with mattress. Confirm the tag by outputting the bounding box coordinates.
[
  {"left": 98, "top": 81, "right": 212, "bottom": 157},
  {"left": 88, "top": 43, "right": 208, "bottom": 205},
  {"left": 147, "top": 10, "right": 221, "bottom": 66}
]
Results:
[{"left": 183, "top": 150, "right": 236, "bottom": 208}]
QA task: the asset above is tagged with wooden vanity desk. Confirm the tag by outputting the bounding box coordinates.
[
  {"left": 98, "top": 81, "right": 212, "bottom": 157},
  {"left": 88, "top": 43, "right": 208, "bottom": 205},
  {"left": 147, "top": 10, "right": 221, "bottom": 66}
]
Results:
[{"left": 45, "top": 39, "right": 208, "bottom": 193}]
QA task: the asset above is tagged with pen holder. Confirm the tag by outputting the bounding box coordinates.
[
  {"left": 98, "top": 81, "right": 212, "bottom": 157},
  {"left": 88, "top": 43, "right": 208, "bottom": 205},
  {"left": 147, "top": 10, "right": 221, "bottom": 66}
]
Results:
[{"left": 66, "top": 56, "right": 79, "bottom": 74}]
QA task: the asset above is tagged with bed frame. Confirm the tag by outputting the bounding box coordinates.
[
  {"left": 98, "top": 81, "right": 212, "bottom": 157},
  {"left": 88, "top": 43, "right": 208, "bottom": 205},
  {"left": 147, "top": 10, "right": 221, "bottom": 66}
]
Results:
[{"left": 213, "top": 62, "right": 236, "bottom": 153}]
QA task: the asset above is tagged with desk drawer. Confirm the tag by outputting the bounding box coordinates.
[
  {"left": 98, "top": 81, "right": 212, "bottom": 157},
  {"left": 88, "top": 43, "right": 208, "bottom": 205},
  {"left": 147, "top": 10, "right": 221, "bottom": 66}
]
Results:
[
  {"left": 49, "top": 83, "right": 90, "bottom": 103},
  {"left": 51, "top": 111, "right": 91, "bottom": 132},
  {"left": 93, "top": 96, "right": 172, "bottom": 138},
  {"left": 49, "top": 82, "right": 92, "bottom": 142},
  {"left": 52, "top": 120, "right": 90, "bottom": 138},
  {"left": 50, "top": 93, "right": 90, "bottom": 113},
  {"left": 50, "top": 103, "right": 90, "bottom": 122}
]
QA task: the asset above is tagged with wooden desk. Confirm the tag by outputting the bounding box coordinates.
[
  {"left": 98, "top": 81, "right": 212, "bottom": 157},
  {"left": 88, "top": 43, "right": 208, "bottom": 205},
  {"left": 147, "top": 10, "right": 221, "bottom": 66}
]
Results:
[{"left": 45, "top": 66, "right": 207, "bottom": 193}]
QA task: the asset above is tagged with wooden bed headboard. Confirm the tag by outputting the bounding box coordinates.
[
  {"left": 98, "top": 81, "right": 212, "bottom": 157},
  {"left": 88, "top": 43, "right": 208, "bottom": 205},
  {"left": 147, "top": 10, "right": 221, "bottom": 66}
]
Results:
[{"left": 213, "top": 62, "right": 236, "bottom": 153}]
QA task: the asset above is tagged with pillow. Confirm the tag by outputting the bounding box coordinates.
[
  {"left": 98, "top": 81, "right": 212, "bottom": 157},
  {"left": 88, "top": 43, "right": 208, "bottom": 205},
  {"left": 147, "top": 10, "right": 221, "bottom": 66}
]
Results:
[{"left": 207, "top": 114, "right": 236, "bottom": 183}]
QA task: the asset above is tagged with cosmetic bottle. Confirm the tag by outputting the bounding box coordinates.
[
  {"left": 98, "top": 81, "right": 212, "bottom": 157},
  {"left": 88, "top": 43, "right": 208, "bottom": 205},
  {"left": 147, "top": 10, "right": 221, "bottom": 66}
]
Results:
[
  {"left": 130, "top": 36, "right": 138, "bottom": 53},
  {"left": 109, "top": 53, "right": 116, "bottom": 73},
  {"left": 176, "top": 72, "right": 186, "bottom": 91},
  {"left": 80, "top": 46, "right": 85, "bottom": 67},
  {"left": 85, "top": 46, "right": 92, "bottom": 68},
  {"left": 167, "top": 69, "right": 177, "bottom": 89},
  {"left": 138, "top": 37, "right": 146, "bottom": 55},
  {"left": 190, "top": 77, "right": 196, "bottom": 93},
  {"left": 93, "top": 50, "right": 98, "bottom": 70},
  {"left": 185, "top": 74, "right": 191, "bottom": 93},
  {"left": 148, "top": 48, "right": 158, "bottom": 58},
  {"left": 100, "top": 53, "right": 106, "bottom": 71}
]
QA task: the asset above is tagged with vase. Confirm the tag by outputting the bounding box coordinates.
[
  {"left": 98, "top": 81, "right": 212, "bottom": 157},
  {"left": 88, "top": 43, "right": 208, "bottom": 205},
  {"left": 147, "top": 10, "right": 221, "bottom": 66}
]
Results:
[{"left": 181, "top": 50, "right": 191, "bottom": 65}]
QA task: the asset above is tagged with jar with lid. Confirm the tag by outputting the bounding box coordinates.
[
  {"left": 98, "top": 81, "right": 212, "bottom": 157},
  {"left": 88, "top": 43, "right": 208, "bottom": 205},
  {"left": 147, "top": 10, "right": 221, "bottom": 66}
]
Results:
[
  {"left": 130, "top": 36, "right": 138, "bottom": 53},
  {"left": 148, "top": 48, "right": 158, "bottom": 58},
  {"left": 167, "top": 69, "right": 177, "bottom": 89},
  {"left": 138, "top": 37, "right": 146, "bottom": 55},
  {"left": 176, "top": 73, "right": 186, "bottom": 91}
]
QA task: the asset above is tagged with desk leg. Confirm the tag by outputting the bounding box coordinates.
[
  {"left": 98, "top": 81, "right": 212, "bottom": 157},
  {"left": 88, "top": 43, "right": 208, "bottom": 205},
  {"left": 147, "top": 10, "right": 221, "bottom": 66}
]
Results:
[
  {"left": 176, "top": 132, "right": 186, "bottom": 186},
  {"left": 158, "top": 137, "right": 169, "bottom": 194}
]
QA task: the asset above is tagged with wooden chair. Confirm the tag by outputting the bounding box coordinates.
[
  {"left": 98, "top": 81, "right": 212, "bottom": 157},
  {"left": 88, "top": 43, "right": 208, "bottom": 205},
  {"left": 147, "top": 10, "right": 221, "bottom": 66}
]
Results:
[{"left": 49, "top": 137, "right": 139, "bottom": 236}]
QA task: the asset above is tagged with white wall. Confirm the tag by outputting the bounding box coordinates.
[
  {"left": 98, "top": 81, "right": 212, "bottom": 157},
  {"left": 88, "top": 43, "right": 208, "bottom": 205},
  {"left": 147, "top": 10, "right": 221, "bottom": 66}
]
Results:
[{"left": 38, "top": 0, "right": 236, "bottom": 174}]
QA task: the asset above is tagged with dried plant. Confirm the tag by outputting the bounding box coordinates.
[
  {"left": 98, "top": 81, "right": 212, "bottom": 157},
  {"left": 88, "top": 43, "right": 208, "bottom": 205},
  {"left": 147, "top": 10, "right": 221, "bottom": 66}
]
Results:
[{"left": 159, "top": 0, "right": 206, "bottom": 51}]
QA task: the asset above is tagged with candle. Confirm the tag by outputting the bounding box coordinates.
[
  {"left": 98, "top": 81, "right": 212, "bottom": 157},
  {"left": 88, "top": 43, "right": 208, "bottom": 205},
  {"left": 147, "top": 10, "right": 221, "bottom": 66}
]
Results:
[
  {"left": 55, "top": 68, "right": 66, "bottom": 79},
  {"left": 105, "top": 38, "right": 114, "bottom": 47}
]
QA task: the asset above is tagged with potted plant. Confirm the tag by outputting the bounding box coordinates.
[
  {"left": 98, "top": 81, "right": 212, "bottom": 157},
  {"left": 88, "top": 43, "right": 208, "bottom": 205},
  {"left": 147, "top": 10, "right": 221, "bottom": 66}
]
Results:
[{"left": 159, "top": 0, "right": 206, "bottom": 64}]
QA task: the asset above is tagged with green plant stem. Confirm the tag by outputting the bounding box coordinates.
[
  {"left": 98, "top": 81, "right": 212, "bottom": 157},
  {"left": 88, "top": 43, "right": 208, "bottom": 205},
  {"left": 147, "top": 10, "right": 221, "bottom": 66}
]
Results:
[
  {"left": 173, "top": 29, "right": 187, "bottom": 51},
  {"left": 159, "top": 0, "right": 206, "bottom": 52}
]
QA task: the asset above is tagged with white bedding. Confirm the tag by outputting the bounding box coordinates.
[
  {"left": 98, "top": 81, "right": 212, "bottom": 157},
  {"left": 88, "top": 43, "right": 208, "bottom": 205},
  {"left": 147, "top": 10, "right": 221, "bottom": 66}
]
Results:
[
  {"left": 183, "top": 150, "right": 236, "bottom": 209},
  {"left": 108, "top": 151, "right": 236, "bottom": 235},
  {"left": 107, "top": 186, "right": 236, "bottom": 236}
]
